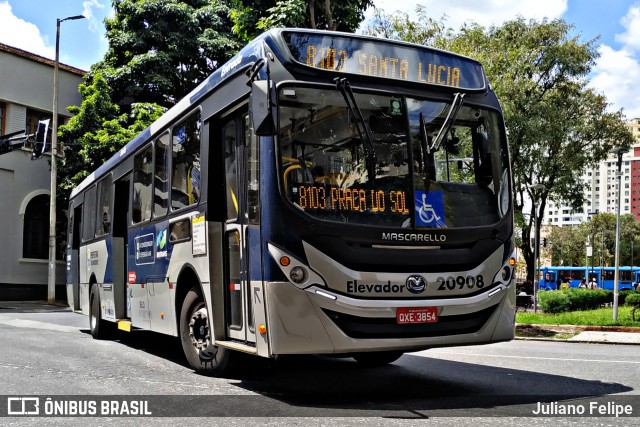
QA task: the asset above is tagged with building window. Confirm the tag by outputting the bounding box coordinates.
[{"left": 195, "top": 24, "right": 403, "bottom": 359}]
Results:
[
  {"left": 23, "top": 194, "right": 49, "bottom": 259},
  {"left": 26, "top": 109, "right": 52, "bottom": 135}
]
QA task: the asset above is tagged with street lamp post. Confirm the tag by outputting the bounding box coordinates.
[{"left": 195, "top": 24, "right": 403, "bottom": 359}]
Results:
[
  {"left": 530, "top": 183, "right": 545, "bottom": 313},
  {"left": 48, "top": 14, "right": 85, "bottom": 305},
  {"left": 612, "top": 146, "right": 629, "bottom": 321}
]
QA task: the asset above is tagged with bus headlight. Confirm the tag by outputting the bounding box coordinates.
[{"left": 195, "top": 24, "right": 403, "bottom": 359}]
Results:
[
  {"left": 501, "top": 266, "right": 512, "bottom": 282},
  {"left": 290, "top": 266, "right": 307, "bottom": 283},
  {"left": 268, "top": 243, "right": 326, "bottom": 289}
]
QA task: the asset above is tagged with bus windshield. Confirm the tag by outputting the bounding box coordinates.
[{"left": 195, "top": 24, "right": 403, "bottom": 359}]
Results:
[{"left": 277, "top": 85, "right": 510, "bottom": 229}]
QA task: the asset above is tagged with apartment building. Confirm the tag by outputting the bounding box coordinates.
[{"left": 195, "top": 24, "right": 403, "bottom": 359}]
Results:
[{"left": 543, "top": 118, "right": 640, "bottom": 226}]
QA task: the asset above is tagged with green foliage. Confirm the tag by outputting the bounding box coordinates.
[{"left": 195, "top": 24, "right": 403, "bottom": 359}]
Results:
[
  {"left": 233, "top": 0, "right": 373, "bottom": 39},
  {"left": 625, "top": 293, "right": 640, "bottom": 308},
  {"left": 362, "top": 5, "right": 448, "bottom": 46},
  {"left": 516, "top": 306, "right": 640, "bottom": 327},
  {"left": 257, "top": 0, "right": 306, "bottom": 30},
  {"left": 93, "top": 0, "right": 241, "bottom": 107},
  {"left": 538, "top": 291, "right": 570, "bottom": 313},
  {"left": 538, "top": 288, "right": 615, "bottom": 313},
  {"left": 58, "top": 73, "right": 166, "bottom": 196}
]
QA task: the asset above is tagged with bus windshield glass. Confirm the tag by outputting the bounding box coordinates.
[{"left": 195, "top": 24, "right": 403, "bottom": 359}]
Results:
[{"left": 277, "top": 85, "right": 510, "bottom": 229}]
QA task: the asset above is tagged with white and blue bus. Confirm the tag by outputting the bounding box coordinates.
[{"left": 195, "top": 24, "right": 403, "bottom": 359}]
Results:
[{"left": 66, "top": 28, "right": 516, "bottom": 375}]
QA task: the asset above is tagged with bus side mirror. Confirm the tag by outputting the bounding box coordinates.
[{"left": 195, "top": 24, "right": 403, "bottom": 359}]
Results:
[
  {"left": 250, "top": 80, "right": 276, "bottom": 136},
  {"left": 31, "top": 119, "right": 51, "bottom": 160}
]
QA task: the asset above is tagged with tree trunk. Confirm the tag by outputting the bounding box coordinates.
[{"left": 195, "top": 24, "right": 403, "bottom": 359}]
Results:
[
  {"left": 308, "top": 0, "right": 316, "bottom": 29},
  {"left": 324, "top": 0, "right": 334, "bottom": 30}
]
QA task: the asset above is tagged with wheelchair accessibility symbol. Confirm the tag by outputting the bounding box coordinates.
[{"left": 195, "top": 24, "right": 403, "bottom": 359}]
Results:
[{"left": 415, "top": 190, "right": 445, "bottom": 227}]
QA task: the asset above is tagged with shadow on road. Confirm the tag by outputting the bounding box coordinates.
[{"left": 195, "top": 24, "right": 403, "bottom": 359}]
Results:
[{"left": 108, "top": 331, "right": 634, "bottom": 417}]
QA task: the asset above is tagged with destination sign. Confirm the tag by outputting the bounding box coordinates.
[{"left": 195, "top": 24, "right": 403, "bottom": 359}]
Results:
[
  {"left": 283, "top": 31, "right": 486, "bottom": 90},
  {"left": 295, "top": 184, "right": 409, "bottom": 214}
]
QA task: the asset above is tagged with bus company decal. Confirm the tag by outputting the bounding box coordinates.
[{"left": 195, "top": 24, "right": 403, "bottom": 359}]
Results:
[
  {"left": 406, "top": 275, "right": 427, "bottom": 294},
  {"left": 381, "top": 232, "right": 446, "bottom": 242},
  {"left": 134, "top": 233, "right": 155, "bottom": 265},
  {"left": 156, "top": 229, "right": 168, "bottom": 258},
  {"left": 347, "top": 280, "right": 406, "bottom": 294}
]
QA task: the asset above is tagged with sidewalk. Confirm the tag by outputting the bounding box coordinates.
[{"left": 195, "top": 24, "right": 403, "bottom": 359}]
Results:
[{"left": 515, "top": 323, "right": 640, "bottom": 345}]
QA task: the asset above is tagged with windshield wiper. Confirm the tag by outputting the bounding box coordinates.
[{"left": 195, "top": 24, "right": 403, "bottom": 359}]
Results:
[
  {"left": 334, "top": 77, "right": 376, "bottom": 185},
  {"left": 431, "top": 92, "right": 465, "bottom": 152},
  {"left": 419, "top": 112, "right": 433, "bottom": 194}
]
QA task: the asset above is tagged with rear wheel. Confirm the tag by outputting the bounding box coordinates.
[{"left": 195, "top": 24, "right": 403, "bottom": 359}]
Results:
[
  {"left": 89, "top": 284, "right": 112, "bottom": 339},
  {"left": 179, "top": 287, "right": 237, "bottom": 376},
  {"left": 353, "top": 351, "right": 404, "bottom": 367}
]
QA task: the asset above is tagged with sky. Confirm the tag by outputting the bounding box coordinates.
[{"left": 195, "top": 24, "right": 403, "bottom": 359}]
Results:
[{"left": 1, "top": 0, "right": 640, "bottom": 118}]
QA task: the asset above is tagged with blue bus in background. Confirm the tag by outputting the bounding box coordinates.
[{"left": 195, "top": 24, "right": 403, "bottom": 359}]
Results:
[{"left": 538, "top": 266, "right": 639, "bottom": 291}]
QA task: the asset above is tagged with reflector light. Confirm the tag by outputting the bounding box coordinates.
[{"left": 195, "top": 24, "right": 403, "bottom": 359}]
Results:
[
  {"left": 280, "top": 256, "right": 290, "bottom": 266},
  {"left": 258, "top": 324, "right": 267, "bottom": 335},
  {"left": 509, "top": 257, "right": 516, "bottom": 266}
]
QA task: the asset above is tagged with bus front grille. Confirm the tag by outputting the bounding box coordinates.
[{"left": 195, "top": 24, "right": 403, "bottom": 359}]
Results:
[{"left": 322, "top": 305, "right": 498, "bottom": 339}]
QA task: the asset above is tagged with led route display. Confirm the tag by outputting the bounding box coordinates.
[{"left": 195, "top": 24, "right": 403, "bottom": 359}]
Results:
[
  {"left": 295, "top": 184, "right": 409, "bottom": 214},
  {"left": 283, "top": 31, "right": 486, "bottom": 90}
]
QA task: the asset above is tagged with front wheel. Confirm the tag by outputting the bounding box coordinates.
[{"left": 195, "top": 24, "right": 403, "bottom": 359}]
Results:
[
  {"left": 353, "top": 351, "right": 404, "bottom": 367},
  {"left": 179, "top": 287, "right": 237, "bottom": 376}
]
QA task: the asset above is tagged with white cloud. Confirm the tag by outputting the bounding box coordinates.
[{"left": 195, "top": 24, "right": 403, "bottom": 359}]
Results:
[
  {"left": 82, "top": 0, "right": 106, "bottom": 32},
  {"left": 590, "top": 46, "right": 640, "bottom": 119},
  {"left": 589, "top": 5, "right": 640, "bottom": 119},
  {"left": 364, "top": 0, "right": 568, "bottom": 30},
  {"left": 615, "top": 5, "right": 640, "bottom": 53},
  {"left": 0, "top": 1, "right": 53, "bottom": 58}
]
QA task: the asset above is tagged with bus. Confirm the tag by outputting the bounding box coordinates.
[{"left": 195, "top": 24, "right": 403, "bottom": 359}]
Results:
[
  {"left": 538, "top": 266, "right": 639, "bottom": 291},
  {"left": 66, "top": 28, "right": 516, "bottom": 375}
]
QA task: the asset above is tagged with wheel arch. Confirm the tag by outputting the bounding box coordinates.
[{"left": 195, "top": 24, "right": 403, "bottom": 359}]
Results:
[{"left": 174, "top": 264, "right": 203, "bottom": 332}]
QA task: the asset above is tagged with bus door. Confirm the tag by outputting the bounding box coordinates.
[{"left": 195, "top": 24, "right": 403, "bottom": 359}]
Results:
[
  {"left": 66, "top": 204, "right": 82, "bottom": 311},
  {"left": 222, "top": 112, "right": 257, "bottom": 345},
  {"left": 112, "top": 176, "right": 130, "bottom": 319}
]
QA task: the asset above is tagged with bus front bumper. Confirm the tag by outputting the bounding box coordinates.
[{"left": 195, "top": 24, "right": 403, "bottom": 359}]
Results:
[{"left": 263, "top": 281, "right": 516, "bottom": 356}]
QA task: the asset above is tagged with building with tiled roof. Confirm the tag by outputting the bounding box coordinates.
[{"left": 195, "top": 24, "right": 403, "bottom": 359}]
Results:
[{"left": 0, "top": 42, "right": 84, "bottom": 299}]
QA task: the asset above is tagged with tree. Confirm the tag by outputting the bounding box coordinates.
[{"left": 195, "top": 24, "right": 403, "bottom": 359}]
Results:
[
  {"left": 57, "top": 73, "right": 165, "bottom": 251},
  {"left": 231, "top": 0, "right": 373, "bottom": 41},
  {"left": 365, "top": 13, "right": 635, "bottom": 283},
  {"left": 92, "top": 0, "right": 241, "bottom": 108},
  {"left": 362, "top": 5, "right": 447, "bottom": 45}
]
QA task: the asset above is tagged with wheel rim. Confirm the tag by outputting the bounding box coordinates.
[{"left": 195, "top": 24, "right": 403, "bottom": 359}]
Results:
[{"left": 188, "top": 303, "right": 213, "bottom": 357}]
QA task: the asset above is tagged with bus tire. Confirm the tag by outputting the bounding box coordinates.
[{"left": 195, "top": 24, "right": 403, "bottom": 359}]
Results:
[
  {"left": 179, "top": 287, "right": 237, "bottom": 376},
  {"left": 353, "top": 351, "right": 403, "bottom": 367},
  {"left": 89, "top": 284, "right": 111, "bottom": 339}
]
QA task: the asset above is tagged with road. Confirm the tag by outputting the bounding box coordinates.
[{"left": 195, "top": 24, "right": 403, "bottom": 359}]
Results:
[{"left": 0, "top": 303, "right": 638, "bottom": 426}]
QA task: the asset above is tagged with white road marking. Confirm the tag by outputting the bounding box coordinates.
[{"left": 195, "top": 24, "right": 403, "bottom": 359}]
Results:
[
  {"left": 0, "top": 317, "right": 81, "bottom": 333},
  {"left": 417, "top": 351, "right": 640, "bottom": 364}
]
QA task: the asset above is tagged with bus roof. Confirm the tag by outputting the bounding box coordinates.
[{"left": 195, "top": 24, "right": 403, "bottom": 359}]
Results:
[{"left": 70, "top": 28, "right": 488, "bottom": 199}]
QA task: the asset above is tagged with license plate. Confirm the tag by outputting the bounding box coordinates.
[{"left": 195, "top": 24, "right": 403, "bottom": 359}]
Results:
[{"left": 396, "top": 307, "right": 438, "bottom": 324}]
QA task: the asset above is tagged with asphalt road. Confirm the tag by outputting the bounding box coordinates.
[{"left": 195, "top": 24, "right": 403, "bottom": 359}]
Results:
[{"left": 0, "top": 303, "right": 639, "bottom": 426}]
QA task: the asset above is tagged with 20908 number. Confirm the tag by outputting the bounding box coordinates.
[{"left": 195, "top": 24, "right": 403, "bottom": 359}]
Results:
[{"left": 436, "top": 275, "right": 485, "bottom": 290}]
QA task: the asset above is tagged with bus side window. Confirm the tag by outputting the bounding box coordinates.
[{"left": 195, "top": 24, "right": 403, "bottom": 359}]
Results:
[
  {"left": 223, "top": 121, "right": 238, "bottom": 219},
  {"left": 154, "top": 132, "right": 170, "bottom": 217},
  {"left": 133, "top": 145, "right": 153, "bottom": 223},
  {"left": 95, "top": 174, "right": 112, "bottom": 236},
  {"left": 171, "top": 112, "right": 201, "bottom": 210},
  {"left": 82, "top": 185, "right": 97, "bottom": 241}
]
